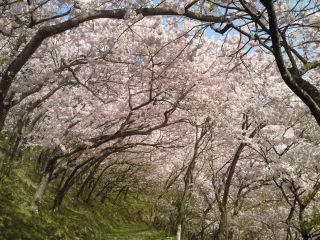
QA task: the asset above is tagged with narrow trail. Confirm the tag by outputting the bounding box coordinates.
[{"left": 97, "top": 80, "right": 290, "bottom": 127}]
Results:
[{"left": 103, "top": 223, "right": 174, "bottom": 240}]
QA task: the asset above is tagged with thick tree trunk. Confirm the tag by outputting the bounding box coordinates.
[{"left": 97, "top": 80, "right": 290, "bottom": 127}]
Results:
[
  {"left": 176, "top": 223, "right": 182, "bottom": 240},
  {"left": 215, "top": 209, "right": 228, "bottom": 240},
  {"left": 32, "top": 154, "right": 60, "bottom": 212},
  {"left": 0, "top": 101, "right": 9, "bottom": 131},
  {"left": 32, "top": 172, "right": 50, "bottom": 213}
]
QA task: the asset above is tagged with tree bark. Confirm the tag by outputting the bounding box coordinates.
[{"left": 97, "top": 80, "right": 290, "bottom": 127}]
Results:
[
  {"left": 32, "top": 172, "right": 50, "bottom": 213},
  {"left": 176, "top": 222, "right": 182, "bottom": 240}
]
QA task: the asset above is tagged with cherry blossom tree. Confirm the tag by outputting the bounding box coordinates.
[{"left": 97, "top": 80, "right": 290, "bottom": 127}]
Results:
[
  {"left": 1, "top": 1, "right": 320, "bottom": 239},
  {"left": 1, "top": 0, "right": 319, "bottom": 128},
  {"left": 12, "top": 16, "right": 210, "bottom": 211}
]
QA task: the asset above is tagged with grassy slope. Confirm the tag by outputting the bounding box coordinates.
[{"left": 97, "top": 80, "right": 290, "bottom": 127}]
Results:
[
  {"left": 0, "top": 164, "right": 173, "bottom": 240},
  {"left": 103, "top": 224, "right": 174, "bottom": 240}
]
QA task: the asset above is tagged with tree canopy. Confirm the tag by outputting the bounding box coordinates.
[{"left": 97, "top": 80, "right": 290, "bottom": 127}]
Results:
[{"left": 1, "top": 1, "right": 320, "bottom": 239}]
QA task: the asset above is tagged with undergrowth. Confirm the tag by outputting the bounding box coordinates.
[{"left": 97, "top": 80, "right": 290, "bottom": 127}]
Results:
[{"left": 0, "top": 162, "right": 166, "bottom": 239}]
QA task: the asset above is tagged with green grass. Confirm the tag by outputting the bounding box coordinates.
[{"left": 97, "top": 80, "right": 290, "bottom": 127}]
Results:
[
  {"left": 103, "top": 223, "right": 174, "bottom": 240},
  {"left": 0, "top": 163, "right": 173, "bottom": 240}
]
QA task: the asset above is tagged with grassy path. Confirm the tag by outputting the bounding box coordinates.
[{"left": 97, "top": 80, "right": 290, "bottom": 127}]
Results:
[{"left": 103, "top": 223, "right": 174, "bottom": 240}]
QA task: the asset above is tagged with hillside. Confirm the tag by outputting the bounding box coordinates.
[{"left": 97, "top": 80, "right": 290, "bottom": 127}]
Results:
[{"left": 0, "top": 164, "right": 173, "bottom": 240}]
